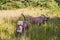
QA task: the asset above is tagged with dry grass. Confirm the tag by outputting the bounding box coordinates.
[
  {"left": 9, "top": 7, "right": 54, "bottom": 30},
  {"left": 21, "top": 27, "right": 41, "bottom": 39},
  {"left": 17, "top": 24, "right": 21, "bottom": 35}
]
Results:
[
  {"left": 0, "top": 7, "right": 60, "bottom": 19},
  {"left": 0, "top": 8, "right": 50, "bottom": 19}
]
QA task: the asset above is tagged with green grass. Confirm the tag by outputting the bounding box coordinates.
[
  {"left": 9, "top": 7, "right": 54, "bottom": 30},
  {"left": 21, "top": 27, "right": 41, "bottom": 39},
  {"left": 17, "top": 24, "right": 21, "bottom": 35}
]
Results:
[{"left": 0, "top": 16, "right": 60, "bottom": 40}]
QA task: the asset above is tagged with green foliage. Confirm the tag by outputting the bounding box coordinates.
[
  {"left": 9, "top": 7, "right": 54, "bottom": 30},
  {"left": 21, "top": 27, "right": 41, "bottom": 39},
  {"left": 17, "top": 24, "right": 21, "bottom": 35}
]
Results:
[
  {"left": 0, "top": 0, "right": 59, "bottom": 9},
  {"left": 12, "top": 1, "right": 25, "bottom": 8},
  {"left": 55, "top": 0, "right": 60, "bottom": 7}
]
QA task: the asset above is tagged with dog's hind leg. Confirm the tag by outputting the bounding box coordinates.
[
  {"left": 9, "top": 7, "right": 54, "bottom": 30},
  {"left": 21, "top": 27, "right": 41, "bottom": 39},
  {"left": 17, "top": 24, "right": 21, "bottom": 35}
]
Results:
[{"left": 37, "top": 22, "right": 41, "bottom": 26}]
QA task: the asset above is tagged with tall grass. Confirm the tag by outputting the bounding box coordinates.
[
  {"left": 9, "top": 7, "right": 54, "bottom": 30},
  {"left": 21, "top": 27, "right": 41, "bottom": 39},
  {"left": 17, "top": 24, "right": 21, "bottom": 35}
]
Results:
[
  {"left": 0, "top": 7, "right": 60, "bottom": 40},
  {"left": 0, "top": 15, "right": 60, "bottom": 40}
]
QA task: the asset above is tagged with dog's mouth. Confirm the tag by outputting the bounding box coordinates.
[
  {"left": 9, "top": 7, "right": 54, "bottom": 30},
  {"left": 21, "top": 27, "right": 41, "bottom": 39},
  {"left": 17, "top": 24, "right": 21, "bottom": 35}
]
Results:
[
  {"left": 17, "top": 26, "right": 23, "bottom": 33},
  {"left": 19, "top": 26, "right": 23, "bottom": 30}
]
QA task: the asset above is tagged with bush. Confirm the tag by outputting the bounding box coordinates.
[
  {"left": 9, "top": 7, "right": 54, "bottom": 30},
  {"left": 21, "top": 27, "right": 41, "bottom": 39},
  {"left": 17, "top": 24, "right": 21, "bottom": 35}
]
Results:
[
  {"left": 12, "top": 1, "right": 25, "bottom": 8},
  {"left": 0, "top": 0, "right": 59, "bottom": 9}
]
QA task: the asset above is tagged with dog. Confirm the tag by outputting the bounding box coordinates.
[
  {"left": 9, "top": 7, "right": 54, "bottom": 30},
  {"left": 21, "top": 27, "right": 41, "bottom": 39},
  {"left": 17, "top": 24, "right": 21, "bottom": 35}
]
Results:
[{"left": 29, "top": 14, "right": 49, "bottom": 26}]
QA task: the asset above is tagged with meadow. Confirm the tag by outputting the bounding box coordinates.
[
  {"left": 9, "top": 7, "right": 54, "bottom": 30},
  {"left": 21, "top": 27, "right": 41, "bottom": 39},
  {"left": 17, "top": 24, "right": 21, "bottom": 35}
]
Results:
[{"left": 0, "top": 7, "right": 60, "bottom": 40}]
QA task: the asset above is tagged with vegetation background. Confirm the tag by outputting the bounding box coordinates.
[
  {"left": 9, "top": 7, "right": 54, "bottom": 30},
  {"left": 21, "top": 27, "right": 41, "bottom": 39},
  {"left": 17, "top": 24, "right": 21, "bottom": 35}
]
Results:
[
  {"left": 0, "top": 0, "right": 60, "bottom": 10},
  {"left": 0, "top": 0, "right": 60, "bottom": 40}
]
